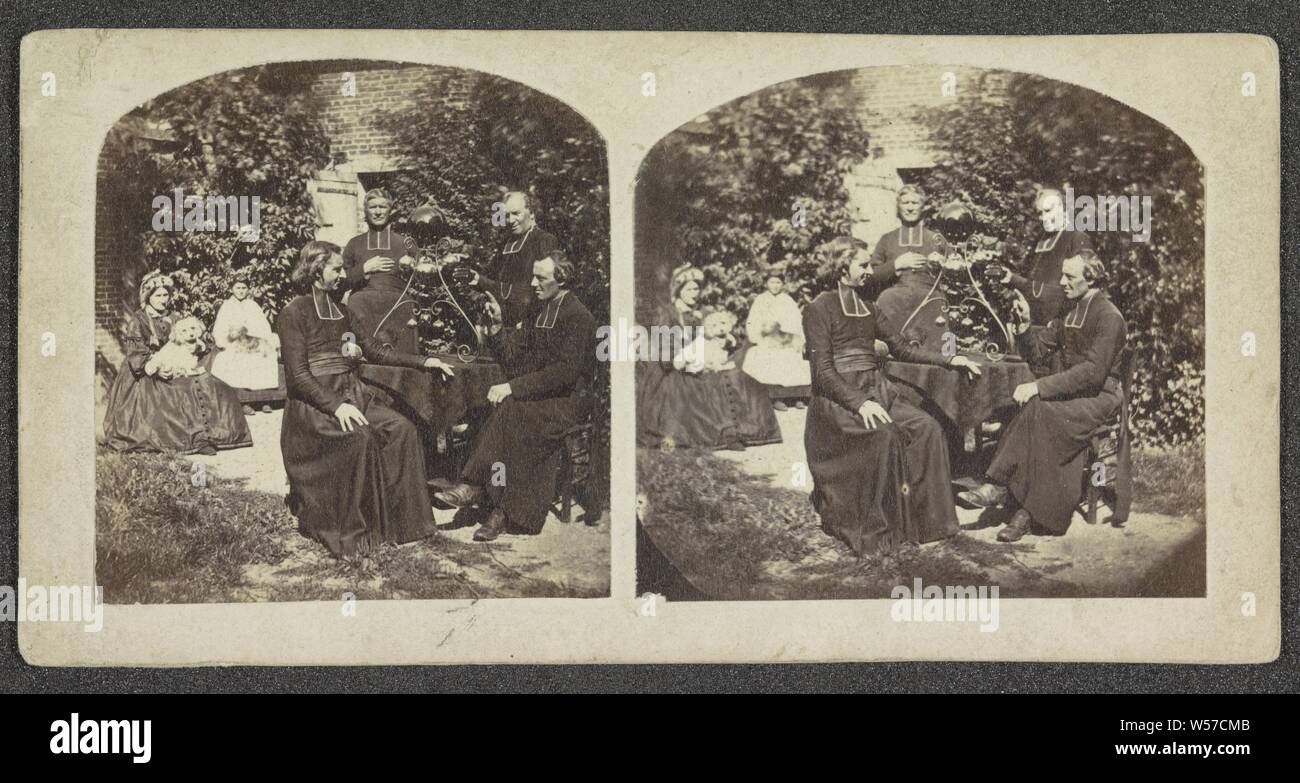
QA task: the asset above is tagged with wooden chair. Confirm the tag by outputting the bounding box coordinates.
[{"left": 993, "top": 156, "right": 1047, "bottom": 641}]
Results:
[
  {"left": 1082, "top": 347, "right": 1133, "bottom": 525},
  {"left": 551, "top": 421, "right": 595, "bottom": 524}
]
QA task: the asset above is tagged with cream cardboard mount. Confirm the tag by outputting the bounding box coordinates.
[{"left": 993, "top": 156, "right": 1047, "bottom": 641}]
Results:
[{"left": 15, "top": 29, "right": 1280, "bottom": 665}]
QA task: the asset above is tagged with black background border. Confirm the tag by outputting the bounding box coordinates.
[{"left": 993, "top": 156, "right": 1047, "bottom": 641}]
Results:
[{"left": 0, "top": 0, "right": 1294, "bottom": 693}]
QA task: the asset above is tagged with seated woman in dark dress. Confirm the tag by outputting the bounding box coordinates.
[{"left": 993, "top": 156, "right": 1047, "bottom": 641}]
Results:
[
  {"left": 803, "top": 238, "right": 981, "bottom": 555},
  {"left": 636, "top": 264, "right": 781, "bottom": 451},
  {"left": 102, "top": 271, "right": 252, "bottom": 455},
  {"left": 277, "top": 241, "right": 456, "bottom": 559}
]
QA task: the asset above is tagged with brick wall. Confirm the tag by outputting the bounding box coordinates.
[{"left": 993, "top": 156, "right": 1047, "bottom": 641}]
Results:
[
  {"left": 847, "top": 66, "right": 1007, "bottom": 240},
  {"left": 307, "top": 64, "right": 473, "bottom": 175}
]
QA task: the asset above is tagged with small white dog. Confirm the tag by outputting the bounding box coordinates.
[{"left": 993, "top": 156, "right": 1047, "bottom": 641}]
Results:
[
  {"left": 675, "top": 310, "right": 739, "bottom": 373},
  {"left": 146, "top": 316, "right": 208, "bottom": 379}
]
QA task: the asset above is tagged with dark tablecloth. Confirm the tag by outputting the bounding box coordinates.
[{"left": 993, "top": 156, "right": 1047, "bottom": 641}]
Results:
[
  {"left": 358, "top": 355, "right": 505, "bottom": 435},
  {"left": 885, "top": 353, "right": 1036, "bottom": 434}
]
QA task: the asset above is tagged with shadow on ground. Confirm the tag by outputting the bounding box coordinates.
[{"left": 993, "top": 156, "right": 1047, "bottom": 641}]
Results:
[
  {"left": 96, "top": 409, "right": 609, "bottom": 603},
  {"left": 637, "top": 410, "right": 1205, "bottom": 601}
]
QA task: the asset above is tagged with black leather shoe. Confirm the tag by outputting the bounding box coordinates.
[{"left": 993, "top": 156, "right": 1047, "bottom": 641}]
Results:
[
  {"left": 473, "top": 509, "right": 508, "bottom": 542},
  {"left": 957, "top": 483, "right": 1008, "bottom": 509},
  {"left": 996, "top": 509, "right": 1033, "bottom": 542},
  {"left": 433, "top": 483, "right": 483, "bottom": 510}
]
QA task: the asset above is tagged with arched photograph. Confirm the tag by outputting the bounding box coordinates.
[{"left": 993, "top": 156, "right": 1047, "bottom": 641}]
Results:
[
  {"left": 94, "top": 60, "right": 611, "bottom": 602},
  {"left": 635, "top": 65, "right": 1204, "bottom": 601}
]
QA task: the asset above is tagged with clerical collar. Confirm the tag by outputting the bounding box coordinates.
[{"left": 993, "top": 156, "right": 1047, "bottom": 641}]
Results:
[
  {"left": 899, "top": 222, "right": 925, "bottom": 248},
  {"left": 1064, "top": 288, "right": 1100, "bottom": 328},
  {"left": 312, "top": 287, "right": 344, "bottom": 321},
  {"left": 503, "top": 225, "right": 535, "bottom": 255},
  {"left": 837, "top": 283, "right": 871, "bottom": 317},
  {"left": 1035, "top": 228, "right": 1064, "bottom": 253},
  {"left": 366, "top": 225, "right": 392, "bottom": 251},
  {"left": 534, "top": 290, "right": 567, "bottom": 328}
]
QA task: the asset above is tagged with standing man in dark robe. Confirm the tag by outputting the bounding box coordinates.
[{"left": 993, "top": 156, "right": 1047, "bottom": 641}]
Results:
[
  {"left": 997, "top": 187, "right": 1093, "bottom": 375},
  {"left": 803, "top": 237, "right": 982, "bottom": 555},
  {"left": 471, "top": 191, "right": 559, "bottom": 330},
  {"left": 433, "top": 251, "right": 597, "bottom": 542},
  {"left": 865, "top": 184, "right": 952, "bottom": 350},
  {"left": 959, "top": 250, "right": 1128, "bottom": 542},
  {"left": 341, "top": 188, "right": 421, "bottom": 353}
]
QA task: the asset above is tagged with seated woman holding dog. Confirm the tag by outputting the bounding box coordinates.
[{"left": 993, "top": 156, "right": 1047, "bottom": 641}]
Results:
[
  {"left": 636, "top": 264, "right": 781, "bottom": 451},
  {"left": 101, "top": 271, "right": 252, "bottom": 455},
  {"left": 277, "top": 240, "right": 457, "bottom": 559}
]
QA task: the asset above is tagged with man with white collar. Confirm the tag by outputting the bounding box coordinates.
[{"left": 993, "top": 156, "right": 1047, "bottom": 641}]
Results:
[
  {"left": 341, "top": 188, "right": 420, "bottom": 352},
  {"left": 865, "top": 184, "right": 952, "bottom": 349},
  {"left": 473, "top": 191, "right": 559, "bottom": 329},
  {"left": 959, "top": 250, "right": 1128, "bottom": 542},
  {"left": 434, "top": 251, "right": 597, "bottom": 541},
  {"left": 999, "top": 187, "right": 1093, "bottom": 373}
]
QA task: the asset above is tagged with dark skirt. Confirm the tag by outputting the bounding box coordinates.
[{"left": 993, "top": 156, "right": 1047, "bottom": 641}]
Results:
[
  {"left": 804, "top": 369, "right": 957, "bottom": 555},
  {"left": 102, "top": 366, "right": 252, "bottom": 455},
  {"left": 636, "top": 363, "right": 781, "bottom": 450},
  {"left": 460, "top": 395, "right": 577, "bottom": 534},
  {"left": 281, "top": 371, "right": 433, "bottom": 557},
  {"left": 875, "top": 273, "right": 948, "bottom": 351},
  {"left": 987, "top": 384, "right": 1121, "bottom": 534}
]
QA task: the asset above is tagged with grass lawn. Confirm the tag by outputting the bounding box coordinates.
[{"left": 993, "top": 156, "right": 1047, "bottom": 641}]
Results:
[
  {"left": 96, "top": 449, "right": 604, "bottom": 603},
  {"left": 637, "top": 441, "right": 1205, "bottom": 600}
]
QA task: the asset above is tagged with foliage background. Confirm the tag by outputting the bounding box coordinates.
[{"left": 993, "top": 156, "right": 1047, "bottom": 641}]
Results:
[
  {"left": 636, "top": 70, "right": 872, "bottom": 323},
  {"left": 100, "top": 64, "right": 330, "bottom": 324},
  {"left": 918, "top": 72, "right": 1205, "bottom": 447},
  {"left": 636, "top": 67, "right": 1204, "bottom": 448},
  {"left": 99, "top": 61, "right": 611, "bottom": 499}
]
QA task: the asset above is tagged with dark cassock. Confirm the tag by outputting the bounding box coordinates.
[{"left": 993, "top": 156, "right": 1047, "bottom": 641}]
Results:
[
  {"left": 479, "top": 226, "right": 559, "bottom": 329},
  {"left": 342, "top": 224, "right": 421, "bottom": 353},
  {"left": 1006, "top": 227, "right": 1092, "bottom": 372},
  {"left": 276, "top": 287, "right": 434, "bottom": 558},
  {"left": 988, "top": 289, "right": 1128, "bottom": 534},
  {"left": 458, "top": 289, "right": 596, "bottom": 534},
  {"left": 635, "top": 301, "right": 782, "bottom": 450},
  {"left": 803, "top": 283, "right": 960, "bottom": 555},
  {"left": 102, "top": 309, "right": 252, "bottom": 455},
  {"left": 867, "top": 222, "right": 952, "bottom": 350}
]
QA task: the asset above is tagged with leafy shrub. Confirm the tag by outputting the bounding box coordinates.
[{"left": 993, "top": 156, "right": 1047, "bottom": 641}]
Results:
[
  {"left": 635, "top": 70, "right": 873, "bottom": 322},
  {"left": 919, "top": 72, "right": 1205, "bottom": 446},
  {"left": 99, "top": 64, "right": 331, "bottom": 325}
]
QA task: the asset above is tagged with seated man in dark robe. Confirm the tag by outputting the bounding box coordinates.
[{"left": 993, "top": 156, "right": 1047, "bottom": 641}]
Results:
[
  {"left": 959, "top": 249, "right": 1127, "bottom": 542},
  {"left": 803, "top": 237, "right": 982, "bottom": 555},
  {"left": 433, "top": 250, "right": 597, "bottom": 541}
]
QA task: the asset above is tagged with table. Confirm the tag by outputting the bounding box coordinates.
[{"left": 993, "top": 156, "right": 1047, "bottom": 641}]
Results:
[
  {"left": 359, "top": 354, "right": 504, "bottom": 434},
  {"left": 886, "top": 352, "right": 1035, "bottom": 434},
  {"left": 359, "top": 355, "right": 506, "bottom": 481}
]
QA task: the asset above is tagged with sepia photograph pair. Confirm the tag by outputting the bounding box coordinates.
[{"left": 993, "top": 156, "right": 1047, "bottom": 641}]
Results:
[{"left": 15, "top": 29, "right": 1280, "bottom": 665}]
